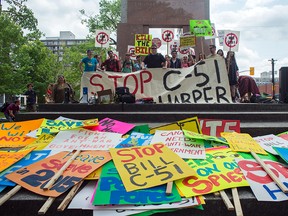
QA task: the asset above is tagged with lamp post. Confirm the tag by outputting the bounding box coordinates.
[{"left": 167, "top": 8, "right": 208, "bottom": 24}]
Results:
[{"left": 269, "top": 58, "right": 277, "bottom": 100}]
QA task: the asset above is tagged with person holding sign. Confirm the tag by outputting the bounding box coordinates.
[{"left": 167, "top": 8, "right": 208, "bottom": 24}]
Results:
[
  {"left": 79, "top": 50, "right": 99, "bottom": 73},
  {"left": 207, "top": 45, "right": 219, "bottom": 59},
  {"left": 141, "top": 43, "right": 167, "bottom": 69}
]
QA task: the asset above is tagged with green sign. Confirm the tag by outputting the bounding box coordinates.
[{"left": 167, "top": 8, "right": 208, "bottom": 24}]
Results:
[{"left": 189, "top": 20, "right": 212, "bottom": 37}]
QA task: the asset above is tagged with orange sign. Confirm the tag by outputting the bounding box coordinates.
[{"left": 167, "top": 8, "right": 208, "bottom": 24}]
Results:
[
  {"left": 0, "top": 149, "right": 33, "bottom": 172},
  {"left": 6, "top": 150, "right": 111, "bottom": 197}
]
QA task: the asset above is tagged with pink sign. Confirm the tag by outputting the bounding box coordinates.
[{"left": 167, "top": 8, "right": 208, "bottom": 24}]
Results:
[{"left": 95, "top": 118, "right": 135, "bottom": 135}]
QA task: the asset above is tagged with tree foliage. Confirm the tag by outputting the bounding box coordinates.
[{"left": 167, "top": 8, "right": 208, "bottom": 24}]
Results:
[{"left": 80, "top": 0, "right": 121, "bottom": 44}]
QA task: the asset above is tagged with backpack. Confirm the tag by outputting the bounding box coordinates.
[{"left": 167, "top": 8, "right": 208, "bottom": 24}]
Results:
[{"left": 1, "top": 102, "right": 10, "bottom": 112}]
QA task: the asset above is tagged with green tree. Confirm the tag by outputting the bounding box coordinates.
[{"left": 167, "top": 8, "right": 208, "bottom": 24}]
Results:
[{"left": 80, "top": 0, "right": 121, "bottom": 44}]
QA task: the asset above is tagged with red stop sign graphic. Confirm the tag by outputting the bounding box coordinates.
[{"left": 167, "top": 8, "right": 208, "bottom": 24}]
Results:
[
  {"left": 162, "top": 30, "right": 174, "bottom": 42},
  {"left": 225, "top": 33, "right": 238, "bottom": 48},
  {"left": 96, "top": 32, "right": 109, "bottom": 44}
]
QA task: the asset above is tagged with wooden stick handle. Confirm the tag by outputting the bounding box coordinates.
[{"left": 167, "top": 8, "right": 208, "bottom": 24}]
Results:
[
  {"left": 251, "top": 151, "right": 288, "bottom": 193},
  {"left": 57, "top": 180, "right": 84, "bottom": 211},
  {"left": 232, "top": 188, "right": 243, "bottom": 216},
  {"left": 165, "top": 182, "right": 173, "bottom": 195},
  {"left": 38, "top": 197, "right": 55, "bottom": 215},
  {"left": 219, "top": 190, "right": 234, "bottom": 211},
  {"left": 43, "top": 150, "right": 81, "bottom": 190},
  {"left": 0, "top": 185, "right": 22, "bottom": 206}
]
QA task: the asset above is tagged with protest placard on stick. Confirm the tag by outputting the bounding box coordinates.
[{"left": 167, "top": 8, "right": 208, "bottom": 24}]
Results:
[{"left": 0, "top": 185, "right": 22, "bottom": 206}]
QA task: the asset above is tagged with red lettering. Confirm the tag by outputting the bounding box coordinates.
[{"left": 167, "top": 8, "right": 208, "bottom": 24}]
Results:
[
  {"left": 182, "top": 176, "right": 213, "bottom": 194},
  {"left": 140, "top": 71, "right": 152, "bottom": 94},
  {"left": 226, "top": 169, "right": 242, "bottom": 182},
  {"left": 238, "top": 160, "right": 271, "bottom": 184},
  {"left": 108, "top": 75, "right": 122, "bottom": 89},
  {"left": 142, "top": 147, "right": 155, "bottom": 156},
  {"left": 124, "top": 74, "right": 138, "bottom": 94},
  {"left": 153, "top": 143, "right": 165, "bottom": 153},
  {"left": 41, "top": 159, "right": 62, "bottom": 169},
  {"left": 208, "top": 175, "right": 220, "bottom": 186},
  {"left": 90, "top": 74, "right": 104, "bottom": 91},
  {"left": 265, "top": 161, "right": 288, "bottom": 178},
  {"left": 117, "top": 149, "right": 136, "bottom": 163}
]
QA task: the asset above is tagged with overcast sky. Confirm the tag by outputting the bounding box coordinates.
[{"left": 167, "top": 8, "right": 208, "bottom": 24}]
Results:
[{"left": 3, "top": 0, "right": 288, "bottom": 76}]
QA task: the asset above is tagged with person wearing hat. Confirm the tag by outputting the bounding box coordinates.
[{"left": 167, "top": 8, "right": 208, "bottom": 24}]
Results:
[
  {"left": 24, "top": 83, "right": 37, "bottom": 112},
  {"left": 79, "top": 49, "right": 99, "bottom": 73},
  {"left": 141, "top": 43, "right": 167, "bottom": 69}
]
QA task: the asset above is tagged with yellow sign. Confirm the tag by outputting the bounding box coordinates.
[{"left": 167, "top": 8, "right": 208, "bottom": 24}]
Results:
[
  {"left": 21, "top": 134, "right": 55, "bottom": 151},
  {"left": 175, "top": 148, "right": 249, "bottom": 197},
  {"left": 0, "top": 119, "right": 43, "bottom": 147},
  {"left": 221, "top": 132, "right": 267, "bottom": 155},
  {"left": 0, "top": 149, "right": 33, "bottom": 172},
  {"left": 36, "top": 118, "right": 98, "bottom": 136},
  {"left": 150, "top": 117, "right": 201, "bottom": 134},
  {"left": 110, "top": 143, "right": 196, "bottom": 192},
  {"left": 135, "top": 34, "right": 152, "bottom": 55},
  {"left": 180, "top": 35, "right": 196, "bottom": 48},
  {"left": 85, "top": 167, "right": 103, "bottom": 180}
]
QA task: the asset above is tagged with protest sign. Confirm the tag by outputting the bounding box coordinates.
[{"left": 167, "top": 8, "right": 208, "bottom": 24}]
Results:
[
  {"left": 199, "top": 119, "right": 240, "bottom": 137},
  {"left": 135, "top": 34, "right": 152, "bottom": 55},
  {"left": 253, "top": 134, "right": 288, "bottom": 155},
  {"left": 0, "top": 149, "right": 33, "bottom": 173},
  {"left": 204, "top": 23, "right": 217, "bottom": 40},
  {"left": 115, "top": 132, "right": 153, "bottom": 148},
  {"left": 6, "top": 150, "right": 111, "bottom": 197},
  {"left": 217, "top": 30, "right": 225, "bottom": 46},
  {"left": 223, "top": 30, "right": 240, "bottom": 52},
  {"left": 221, "top": 132, "right": 267, "bottom": 155},
  {"left": 236, "top": 158, "right": 288, "bottom": 201},
  {"left": 69, "top": 181, "right": 199, "bottom": 211},
  {"left": 93, "top": 161, "right": 181, "bottom": 205},
  {"left": 21, "top": 134, "right": 55, "bottom": 151},
  {"left": 150, "top": 117, "right": 201, "bottom": 134},
  {"left": 273, "top": 147, "right": 288, "bottom": 164},
  {"left": 0, "top": 119, "right": 43, "bottom": 147},
  {"left": 180, "top": 35, "right": 196, "bottom": 48},
  {"left": 85, "top": 167, "right": 103, "bottom": 180},
  {"left": 95, "top": 29, "right": 110, "bottom": 48},
  {"left": 128, "top": 124, "right": 150, "bottom": 134},
  {"left": 175, "top": 148, "right": 249, "bottom": 197},
  {"left": 80, "top": 57, "right": 232, "bottom": 104},
  {"left": 189, "top": 20, "right": 212, "bottom": 37},
  {"left": 45, "top": 128, "right": 122, "bottom": 151},
  {"left": 183, "top": 130, "right": 228, "bottom": 145},
  {"left": 0, "top": 150, "right": 51, "bottom": 186},
  {"left": 110, "top": 143, "right": 196, "bottom": 192},
  {"left": 150, "top": 130, "right": 205, "bottom": 159},
  {"left": 94, "top": 118, "right": 135, "bottom": 134},
  {"left": 36, "top": 118, "right": 98, "bottom": 136}
]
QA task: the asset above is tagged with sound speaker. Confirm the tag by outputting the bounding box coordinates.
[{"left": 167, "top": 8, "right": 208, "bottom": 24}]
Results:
[{"left": 279, "top": 67, "right": 288, "bottom": 103}]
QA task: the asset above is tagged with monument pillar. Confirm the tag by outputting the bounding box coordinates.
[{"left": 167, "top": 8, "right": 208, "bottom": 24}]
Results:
[{"left": 117, "top": 0, "right": 210, "bottom": 59}]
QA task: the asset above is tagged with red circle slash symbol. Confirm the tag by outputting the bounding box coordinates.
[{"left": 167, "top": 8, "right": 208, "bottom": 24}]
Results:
[
  {"left": 162, "top": 30, "right": 174, "bottom": 42},
  {"left": 96, "top": 32, "right": 109, "bottom": 44},
  {"left": 225, "top": 33, "right": 238, "bottom": 48}
]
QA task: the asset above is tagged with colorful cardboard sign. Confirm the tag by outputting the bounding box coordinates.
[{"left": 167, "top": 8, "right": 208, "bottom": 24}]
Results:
[
  {"left": 199, "top": 119, "right": 240, "bottom": 137},
  {"left": 0, "top": 119, "right": 43, "bottom": 147},
  {"left": 115, "top": 132, "right": 153, "bottom": 148},
  {"left": 189, "top": 20, "right": 212, "bottom": 37},
  {"left": 273, "top": 147, "right": 288, "bottom": 164},
  {"left": 110, "top": 143, "right": 196, "bottom": 192},
  {"left": 150, "top": 130, "right": 205, "bottom": 159},
  {"left": 36, "top": 118, "right": 98, "bottom": 136},
  {"left": 253, "top": 134, "right": 288, "bottom": 155},
  {"left": 93, "top": 161, "right": 181, "bottom": 205},
  {"left": 135, "top": 34, "right": 152, "bottom": 55},
  {"left": 150, "top": 117, "right": 201, "bottom": 134},
  {"left": 45, "top": 128, "right": 122, "bottom": 151},
  {"left": 0, "top": 149, "right": 33, "bottom": 173},
  {"left": 94, "top": 118, "right": 135, "bottom": 135},
  {"left": 223, "top": 30, "right": 240, "bottom": 52},
  {"left": 21, "top": 134, "right": 55, "bottom": 151},
  {"left": 175, "top": 148, "right": 249, "bottom": 197},
  {"left": 69, "top": 181, "right": 199, "bottom": 211},
  {"left": 180, "top": 35, "right": 196, "bottom": 48},
  {"left": 0, "top": 150, "right": 51, "bottom": 186},
  {"left": 6, "top": 150, "right": 111, "bottom": 197},
  {"left": 236, "top": 158, "right": 288, "bottom": 201},
  {"left": 184, "top": 130, "right": 228, "bottom": 145},
  {"left": 221, "top": 132, "right": 267, "bottom": 155}
]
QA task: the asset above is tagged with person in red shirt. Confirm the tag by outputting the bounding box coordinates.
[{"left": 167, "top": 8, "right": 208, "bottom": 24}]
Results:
[
  {"left": 4, "top": 99, "right": 20, "bottom": 122},
  {"left": 101, "top": 50, "right": 121, "bottom": 72}
]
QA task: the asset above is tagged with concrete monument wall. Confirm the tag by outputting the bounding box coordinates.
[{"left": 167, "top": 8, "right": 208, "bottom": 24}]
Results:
[{"left": 117, "top": 0, "right": 210, "bottom": 59}]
